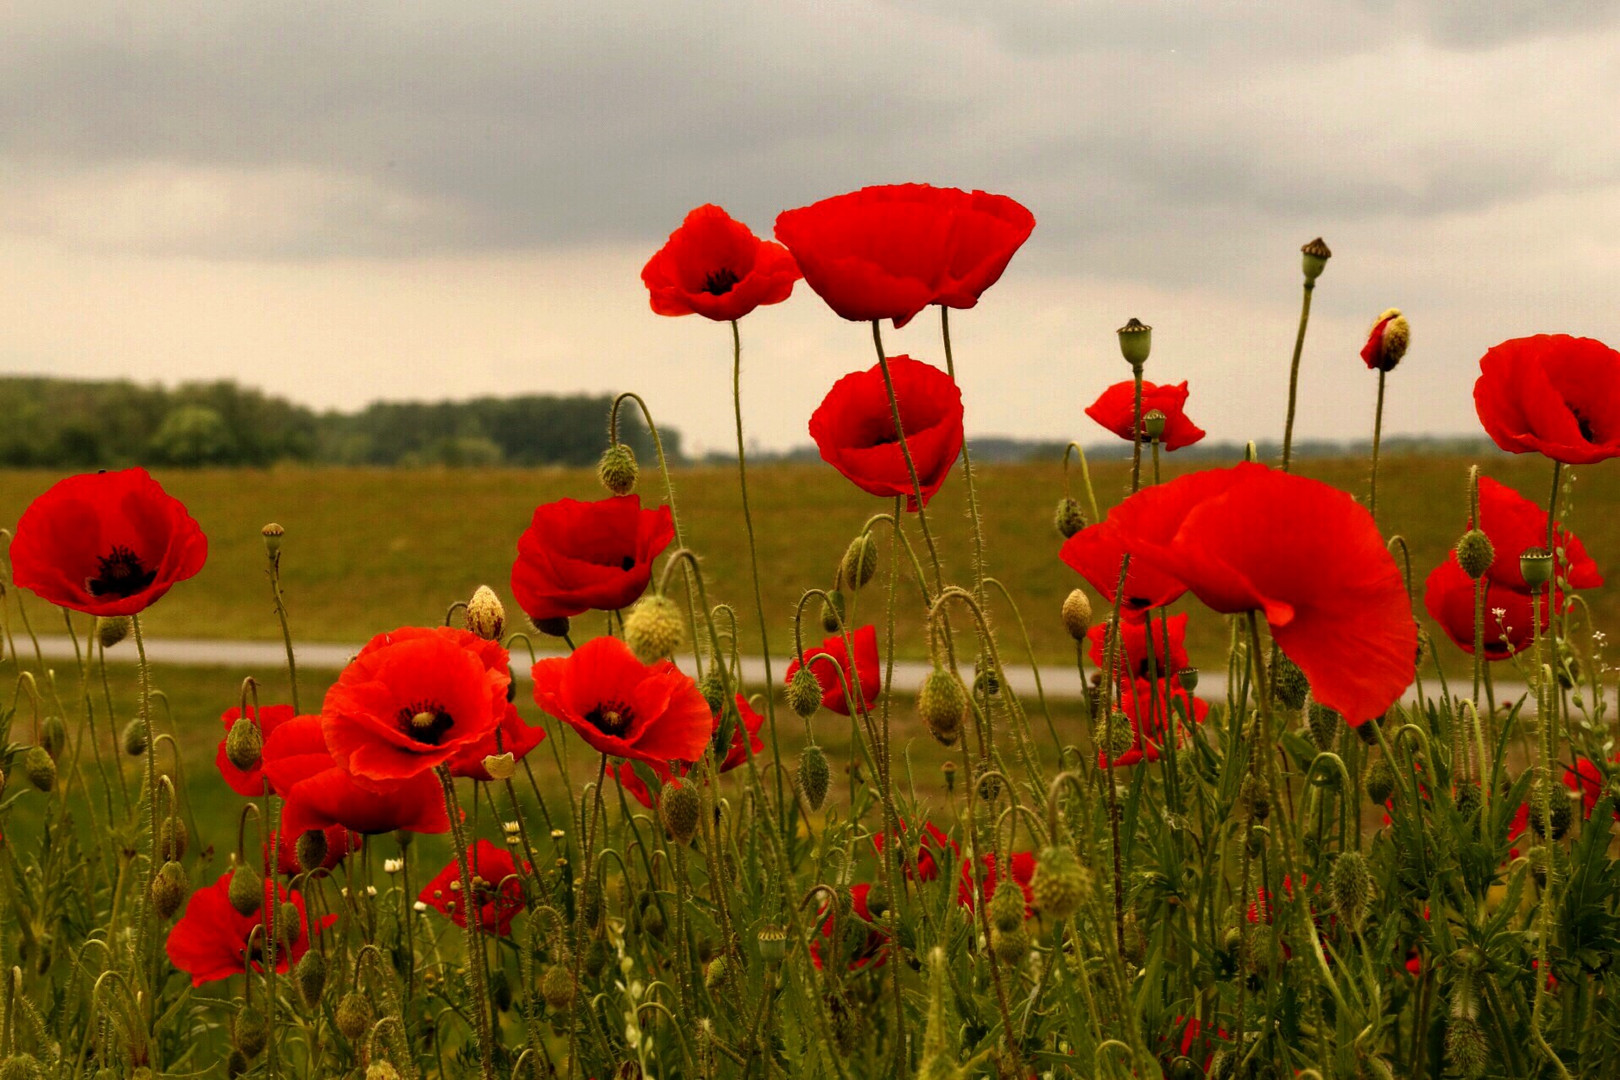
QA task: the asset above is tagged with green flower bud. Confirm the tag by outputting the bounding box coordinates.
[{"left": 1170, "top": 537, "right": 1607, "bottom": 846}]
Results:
[
  {"left": 1272, "top": 654, "right": 1309, "bottom": 710},
  {"left": 697, "top": 666, "right": 727, "bottom": 715},
  {"left": 1366, "top": 758, "right": 1398, "bottom": 806},
  {"left": 160, "top": 815, "right": 189, "bottom": 862},
  {"left": 624, "top": 593, "right": 685, "bottom": 663},
  {"left": 1445, "top": 1014, "right": 1488, "bottom": 1079},
  {"left": 152, "top": 859, "right": 189, "bottom": 920},
  {"left": 597, "top": 443, "right": 639, "bottom": 496},
  {"left": 704, "top": 954, "right": 729, "bottom": 993},
  {"left": 1100, "top": 711, "right": 1135, "bottom": 758},
  {"left": 228, "top": 864, "right": 264, "bottom": 918},
  {"left": 335, "top": 991, "right": 373, "bottom": 1041},
  {"left": 1240, "top": 774, "right": 1270, "bottom": 822},
  {"left": 579, "top": 876, "right": 604, "bottom": 930},
  {"left": 820, "top": 589, "right": 846, "bottom": 633},
  {"left": 584, "top": 936, "right": 610, "bottom": 977},
  {"left": 295, "top": 949, "right": 327, "bottom": 1008},
  {"left": 40, "top": 716, "right": 67, "bottom": 760},
  {"left": 991, "top": 924, "right": 1029, "bottom": 965},
  {"left": 122, "top": 718, "right": 148, "bottom": 756},
  {"left": 1307, "top": 702, "right": 1342, "bottom": 751},
  {"left": 1061, "top": 588, "right": 1092, "bottom": 641},
  {"left": 1054, "top": 497, "right": 1086, "bottom": 538},
  {"left": 787, "top": 666, "right": 823, "bottom": 719},
  {"left": 295, "top": 829, "right": 329, "bottom": 872},
  {"left": 658, "top": 781, "right": 701, "bottom": 845},
  {"left": 917, "top": 668, "right": 966, "bottom": 747},
  {"left": 541, "top": 963, "right": 574, "bottom": 1010},
  {"left": 234, "top": 1006, "right": 269, "bottom": 1058},
  {"left": 23, "top": 745, "right": 55, "bottom": 792},
  {"left": 1030, "top": 846, "right": 1090, "bottom": 921},
  {"left": 96, "top": 615, "right": 132, "bottom": 649},
  {"left": 1456, "top": 529, "right": 1494, "bottom": 580},
  {"left": 225, "top": 717, "right": 264, "bottom": 773},
  {"left": 1330, "top": 850, "right": 1372, "bottom": 932},
  {"left": 988, "top": 878, "right": 1026, "bottom": 934},
  {"left": 797, "top": 744, "right": 830, "bottom": 811},
  {"left": 841, "top": 533, "right": 879, "bottom": 590},
  {"left": 532, "top": 615, "right": 571, "bottom": 639}
]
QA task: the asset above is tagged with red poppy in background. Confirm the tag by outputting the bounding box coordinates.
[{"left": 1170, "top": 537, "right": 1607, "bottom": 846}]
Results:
[
  {"left": 1118, "top": 676, "right": 1208, "bottom": 741},
  {"left": 1106, "top": 463, "right": 1415, "bottom": 726},
  {"left": 216, "top": 704, "right": 298, "bottom": 797},
  {"left": 1474, "top": 334, "right": 1620, "bottom": 464},
  {"left": 1087, "top": 612, "right": 1189, "bottom": 681},
  {"left": 873, "top": 820, "right": 957, "bottom": 882},
  {"left": 1060, "top": 522, "right": 1186, "bottom": 613},
  {"left": 511, "top": 495, "right": 675, "bottom": 623},
  {"left": 1470, "top": 476, "right": 1602, "bottom": 592},
  {"left": 812, "top": 883, "right": 887, "bottom": 971},
  {"left": 9, "top": 467, "right": 208, "bottom": 617},
  {"left": 263, "top": 715, "right": 451, "bottom": 835},
  {"left": 809, "top": 355, "right": 964, "bottom": 511},
  {"left": 614, "top": 693, "right": 765, "bottom": 808},
  {"left": 774, "top": 184, "right": 1034, "bottom": 327},
  {"left": 1563, "top": 757, "right": 1610, "bottom": 819},
  {"left": 957, "top": 851, "right": 1036, "bottom": 915},
  {"left": 1084, "top": 380, "right": 1207, "bottom": 451},
  {"left": 273, "top": 825, "right": 358, "bottom": 876},
  {"left": 641, "top": 205, "right": 801, "bottom": 321},
  {"left": 1097, "top": 722, "right": 1162, "bottom": 770},
  {"left": 322, "top": 628, "right": 508, "bottom": 784},
  {"left": 166, "top": 870, "right": 334, "bottom": 987},
  {"left": 1423, "top": 558, "right": 1544, "bottom": 660},
  {"left": 419, "top": 839, "right": 529, "bottom": 935},
  {"left": 785, "top": 625, "right": 883, "bottom": 717},
  {"left": 531, "top": 635, "right": 712, "bottom": 764}
]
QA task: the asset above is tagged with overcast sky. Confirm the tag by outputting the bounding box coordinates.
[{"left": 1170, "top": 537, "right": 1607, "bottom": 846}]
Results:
[{"left": 3, "top": 1, "right": 1619, "bottom": 453}]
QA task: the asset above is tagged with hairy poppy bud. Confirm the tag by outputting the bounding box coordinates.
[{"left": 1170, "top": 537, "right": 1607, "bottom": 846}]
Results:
[
  {"left": 122, "top": 718, "right": 148, "bottom": 756},
  {"left": 335, "top": 991, "right": 373, "bottom": 1041},
  {"left": 579, "top": 875, "right": 605, "bottom": 930},
  {"left": 797, "top": 744, "right": 830, "bottom": 811},
  {"left": 295, "top": 950, "right": 326, "bottom": 1008},
  {"left": 225, "top": 717, "right": 263, "bottom": 773},
  {"left": 659, "top": 781, "right": 701, "bottom": 845},
  {"left": 584, "top": 936, "right": 609, "bottom": 976},
  {"left": 1366, "top": 759, "right": 1398, "bottom": 806},
  {"left": 1446, "top": 1015, "right": 1487, "bottom": 1079},
  {"left": 152, "top": 860, "right": 188, "bottom": 920},
  {"left": 261, "top": 522, "right": 284, "bottom": 558},
  {"left": 917, "top": 668, "right": 966, "bottom": 747},
  {"left": 1520, "top": 548, "right": 1553, "bottom": 589},
  {"left": 1363, "top": 308, "right": 1410, "bottom": 372},
  {"left": 366, "top": 1063, "right": 402, "bottom": 1080},
  {"left": 234, "top": 1007, "right": 268, "bottom": 1058},
  {"left": 1030, "top": 846, "right": 1089, "bottom": 921},
  {"left": 757, "top": 925, "right": 788, "bottom": 966},
  {"left": 1054, "top": 497, "right": 1086, "bottom": 538},
  {"left": 625, "top": 594, "right": 684, "bottom": 663},
  {"left": 531, "top": 615, "right": 571, "bottom": 639},
  {"left": 1301, "top": 237, "right": 1332, "bottom": 283},
  {"left": 228, "top": 864, "right": 264, "bottom": 917},
  {"left": 787, "top": 667, "right": 822, "bottom": 719},
  {"left": 464, "top": 585, "right": 506, "bottom": 641},
  {"left": 841, "top": 533, "right": 879, "bottom": 590},
  {"left": 597, "top": 443, "right": 639, "bottom": 496},
  {"left": 1307, "top": 702, "right": 1342, "bottom": 751},
  {"left": 1455, "top": 530, "right": 1494, "bottom": 580},
  {"left": 295, "top": 829, "right": 328, "bottom": 872},
  {"left": 24, "top": 745, "right": 55, "bottom": 792},
  {"left": 541, "top": 963, "right": 574, "bottom": 1010},
  {"left": 1272, "top": 654, "right": 1309, "bottom": 710},
  {"left": 1100, "top": 712, "right": 1134, "bottom": 758},
  {"left": 1330, "top": 850, "right": 1372, "bottom": 931},
  {"left": 160, "top": 815, "right": 189, "bottom": 862},
  {"left": 697, "top": 666, "right": 727, "bottom": 715},
  {"left": 39, "top": 716, "right": 67, "bottom": 761},
  {"left": 1240, "top": 774, "right": 1270, "bottom": 821},
  {"left": 1117, "top": 318, "right": 1152, "bottom": 367},
  {"left": 1140, "top": 409, "right": 1167, "bottom": 442},
  {"left": 95, "top": 615, "right": 131, "bottom": 649},
  {"left": 704, "top": 954, "right": 729, "bottom": 992},
  {"left": 1060, "top": 588, "right": 1092, "bottom": 641},
  {"left": 820, "top": 589, "right": 846, "bottom": 633},
  {"left": 991, "top": 924, "right": 1029, "bottom": 965},
  {"left": 989, "top": 878, "right": 1026, "bottom": 934},
  {"left": 1529, "top": 788, "right": 1573, "bottom": 840}
]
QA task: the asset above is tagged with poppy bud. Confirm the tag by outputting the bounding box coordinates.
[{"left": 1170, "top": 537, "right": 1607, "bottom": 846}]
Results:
[
  {"left": 972, "top": 759, "right": 1002, "bottom": 802},
  {"left": 225, "top": 717, "right": 263, "bottom": 773},
  {"left": 228, "top": 864, "right": 264, "bottom": 917},
  {"left": 797, "top": 744, "right": 830, "bottom": 811},
  {"left": 1529, "top": 789, "right": 1573, "bottom": 840},
  {"left": 820, "top": 590, "right": 846, "bottom": 633},
  {"left": 1455, "top": 530, "right": 1494, "bottom": 580},
  {"left": 489, "top": 966, "right": 513, "bottom": 1012},
  {"left": 640, "top": 894, "right": 666, "bottom": 939},
  {"left": 917, "top": 668, "right": 966, "bottom": 747},
  {"left": 1116, "top": 318, "right": 1152, "bottom": 367},
  {"left": 991, "top": 924, "right": 1029, "bottom": 965},
  {"left": 697, "top": 666, "right": 727, "bottom": 715},
  {"left": 658, "top": 781, "right": 701, "bottom": 846},
  {"left": 96, "top": 615, "right": 131, "bottom": 649},
  {"left": 152, "top": 860, "right": 188, "bottom": 920},
  {"left": 1301, "top": 237, "right": 1332, "bottom": 283},
  {"left": 584, "top": 936, "right": 610, "bottom": 977},
  {"left": 1446, "top": 1015, "right": 1488, "bottom": 1079},
  {"left": 757, "top": 925, "right": 788, "bottom": 966},
  {"left": 840, "top": 533, "right": 879, "bottom": 590},
  {"left": 40, "top": 716, "right": 67, "bottom": 760},
  {"left": 624, "top": 594, "right": 685, "bottom": 663},
  {"left": 1030, "top": 846, "right": 1090, "bottom": 921},
  {"left": 1307, "top": 702, "right": 1342, "bottom": 751},
  {"left": 1240, "top": 774, "right": 1270, "bottom": 821},
  {"left": 1060, "top": 588, "right": 1092, "bottom": 641},
  {"left": 1176, "top": 666, "right": 1199, "bottom": 693},
  {"left": 704, "top": 954, "right": 729, "bottom": 993},
  {"left": 1363, "top": 308, "right": 1410, "bottom": 372},
  {"left": 1520, "top": 548, "right": 1553, "bottom": 589},
  {"left": 295, "top": 829, "right": 329, "bottom": 873},
  {"left": 1099, "top": 712, "right": 1134, "bottom": 759},
  {"left": 1366, "top": 759, "right": 1398, "bottom": 805},
  {"left": 234, "top": 1007, "right": 269, "bottom": 1058},
  {"left": 335, "top": 991, "right": 373, "bottom": 1041},
  {"left": 122, "top": 718, "right": 147, "bottom": 756},
  {"left": 786, "top": 667, "right": 823, "bottom": 719},
  {"left": 597, "top": 443, "right": 639, "bottom": 496},
  {"left": 1330, "top": 850, "right": 1372, "bottom": 932},
  {"left": 464, "top": 585, "right": 506, "bottom": 641},
  {"left": 989, "top": 878, "right": 1026, "bottom": 934},
  {"left": 1272, "top": 654, "right": 1309, "bottom": 710},
  {"left": 1140, "top": 409, "right": 1167, "bottom": 442},
  {"left": 541, "top": 963, "right": 574, "bottom": 1010},
  {"left": 160, "top": 816, "right": 189, "bottom": 862},
  {"left": 225, "top": 1051, "right": 247, "bottom": 1080},
  {"left": 941, "top": 759, "right": 957, "bottom": 792},
  {"left": 295, "top": 949, "right": 326, "bottom": 1008},
  {"left": 366, "top": 1063, "right": 403, "bottom": 1080},
  {"left": 24, "top": 745, "right": 55, "bottom": 792},
  {"left": 531, "top": 615, "right": 571, "bottom": 639},
  {"left": 579, "top": 876, "right": 605, "bottom": 930},
  {"left": 1054, "top": 497, "right": 1086, "bottom": 538}
]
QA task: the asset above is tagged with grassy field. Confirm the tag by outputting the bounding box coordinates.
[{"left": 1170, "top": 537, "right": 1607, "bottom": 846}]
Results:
[{"left": 1, "top": 451, "right": 1610, "bottom": 675}]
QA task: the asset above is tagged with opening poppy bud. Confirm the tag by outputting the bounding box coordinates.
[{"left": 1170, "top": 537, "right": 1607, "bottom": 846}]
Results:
[
  {"left": 531, "top": 615, "right": 571, "bottom": 639},
  {"left": 1329, "top": 850, "right": 1372, "bottom": 932},
  {"left": 991, "top": 924, "right": 1029, "bottom": 965},
  {"left": 1053, "top": 496, "right": 1086, "bottom": 539},
  {"left": 917, "top": 668, "right": 966, "bottom": 747},
  {"left": 122, "top": 718, "right": 148, "bottom": 756},
  {"left": 597, "top": 442, "right": 639, "bottom": 496},
  {"left": 786, "top": 666, "right": 823, "bottom": 720},
  {"left": 840, "top": 533, "right": 879, "bottom": 590},
  {"left": 225, "top": 717, "right": 263, "bottom": 773},
  {"left": 1030, "top": 846, "right": 1090, "bottom": 921},
  {"left": 989, "top": 878, "right": 1026, "bottom": 934},
  {"left": 228, "top": 865, "right": 264, "bottom": 917},
  {"left": 95, "top": 615, "right": 131, "bottom": 650},
  {"left": 1060, "top": 588, "right": 1092, "bottom": 641},
  {"left": 659, "top": 781, "right": 701, "bottom": 845},
  {"left": 797, "top": 744, "right": 830, "bottom": 811},
  {"left": 295, "top": 950, "right": 326, "bottom": 1008},
  {"left": 1140, "top": 409, "right": 1168, "bottom": 442},
  {"left": 624, "top": 593, "right": 685, "bottom": 663},
  {"left": 1300, "top": 237, "right": 1332, "bottom": 283},
  {"left": 234, "top": 1007, "right": 269, "bottom": 1059},
  {"left": 1455, "top": 530, "right": 1494, "bottom": 579},
  {"left": 160, "top": 815, "right": 189, "bottom": 861},
  {"left": 261, "top": 522, "right": 284, "bottom": 558},
  {"left": 1446, "top": 1015, "right": 1488, "bottom": 1079},
  {"left": 540, "top": 963, "right": 574, "bottom": 1010},
  {"left": 1363, "top": 308, "right": 1410, "bottom": 372},
  {"left": 757, "top": 925, "right": 788, "bottom": 966},
  {"left": 1176, "top": 666, "right": 1199, "bottom": 693},
  {"left": 295, "top": 829, "right": 329, "bottom": 873},
  {"left": 1272, "top": 654, "right": 1309, "bottom": 711},
  {"left": 481, "top": 752, "right": 516, "bottom": 781},
  {"left": 1116, "top": 318, "right": 1152, "bottom": 367},
  {"left": 24, "top": 745, "right": 56, "bottom": 792},
  {"left": 152, "top": 859, "right": 188, "bottom": 920},
  {"left": 1307, "top": 702, "right": 1342, "bottom": 751},
  {"left": 1520, "top": 548, "right": 1553, "bottom": 588},
  {"left": 1365, "top": 759, "right": 1397, "bottom": 805},
  {"left": 335, "top": 991, "right": 374, "bottom": 1041},
  {"left": 40, "top": 716, "right": 67, "bottom": 760},
  {"left": 366, "top": 1064, "right": 403, "bottom": 1080},
  {"left": 820, "top": 589, "right": 847, "bottom": 633},
  {"left": 464, "top": 585, "right": 506, "bottom": 641}
]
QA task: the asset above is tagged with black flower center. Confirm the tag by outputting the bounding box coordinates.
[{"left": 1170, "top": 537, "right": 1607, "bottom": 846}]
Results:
[
  {"left": 620, "top": 555, "right": 636, "bottom": 571},
  {"left": 397, "top": 700, "right": 455, "bottom": 746},
  {"left": 1572, "top": 406, "right": 1597, "bottom": 443},
  {"left": 585, "top": 700, "right": 634, "bottom": 737},
  {"left": 702, "top": 268, "right": 740, "bottom": 295},
  {"left": 86, "top": 545, "right": 157, "bottom": 599}
]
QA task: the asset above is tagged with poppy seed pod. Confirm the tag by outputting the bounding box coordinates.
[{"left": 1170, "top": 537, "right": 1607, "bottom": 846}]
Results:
[
  {"left": 1117, "top": 318, "right": 1152, "bottom": 367},
  {"left": 152, "top": 859, "right": 188, "bottom": 920},
  {"left": 1176, "top": 666, "right": 1199, "bottom": 693},
  {"left": 1054, "top": 497, "right": 1086, "bottom": 538},
  {"left": 797, "top": 744, "right": 830, "bottom": 811},
  {"left": 335, "top": 991, "right": 373, "bottom": 1041},
  {"left": 1455, "top": 530, "right": 1494, "bottom": 580},
  {"left": 225, "top": 717, "right": 263, "bottom": 773},
  {"left": 659, "top": 782, "right": 701, "bottom": 845},
  {"left": 624, "top": 593, "right": 685, "bottom": 663},
  {"left": 531, "top": 615, "right": 571, "bottom": 638},
  {"left": 95, "top": 615, "right": 132, "bottom": 649},
  {"left": 261, "top": 522, "right": 284, "bottom": 558},
  {"left": 24, "top": 745, "right": 56, "bottom": 792},
  {"left": 1301, "top": 237, "right": 1332, "bottom": 283},
  {"left": 787, "top": 666, "right": 823, "bottom": 719},
  {"left": 228, "top": 864, "right": 264, "bottom": 918},
  {"left": 1030, "top": 846, "right": 1090, "bottom": 921},
  {"left": 841, "top": 533, "right": 879, "bottom": 590},
  {"left": 122, "top": 718, "right": 147, "bottom": 756},
  {"left": 917, "top": 668, "right": 966, "bottom": 747},
  {"left": 1140, "top": 409, "right": 1168, "bottom": 442},
  {"left": 1520, "top": 548, "right": 1553, "bottom": 589},
  {"left": 464, "top": 585, "right": 505, "bottom": 641},
  {"left": 1060, "top": 588, "right": 1092, "bottom": 641},
  {"left": 757, "top": 925, "right": 788, "bottom": 965},
  {"left": 597, "top": 442, "right": 639, "bottom": 496}
]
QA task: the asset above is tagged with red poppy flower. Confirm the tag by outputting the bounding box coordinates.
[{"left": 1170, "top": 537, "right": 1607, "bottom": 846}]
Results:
[
  {"left": 215, "top": 704, "right": 297, "bottom": 797},
  {"left": 613, "top": 693, "right": 765, "bottom": 808},
  {"left": 811, "top": 883, "right": 887, "bottom": 971},
  {"left": 1563, "top": 757, "right": 1605, "bottom": 818},
  {"left": 774, "top": 184, "right": 1034, "bottom": 328},
  {"left": 1105, "top": 463, "right": 1415, "bottom": 726},
  {"left": 1423, "top": 558, "right": 1544, "bottom": 660},
  {"left": 263, "top": 715, "right": 451, "bottom": 835},
  {"left": 1084, "top": 380, "right": 1207, "bottom": 451},
  {"left": 273, "top": 825, "right": 358, "bottom": 876},
  {"left": 809, "top": 355, "right": 964, "bottom": 512},
  {"left": 418, "top": 839, "right": 529, "bottom": 935},
  {"left": 1118, "top": 676, "right": 1208, "bottom": 742},
  {"left": 1060, "top": 522, "right": 1186, "bottom": 613},
  {"left": 1096, "top": 716, "right": 1162, "bottom": 770},
  {"left": 9, "top": 467, "right": 208, "bottom": 617},
  {"left": 531, "top": 635, "right": 712, "bottom": 764},
  {"left": 641, "top": 204, "right": 801, "bottom": 322},
  {"left": 784, "top": 625, "right": 883, "bottom": 717},
  {"left": 957, "top": 851, "right": 1035, "bottom": 915},
  {"left": 165, "top": 870, "right": 335, "bottom": 987},
  {"left": 322, "top": 628, "right": 508, "bottom": 784},
  {"left": 872, "top": 820, "right": 957, "bottom": 882},
  {"left": 1087, "top": 612, "right": 1189, "bottom": 682},
  {"left": 1167, "top": 1017, "right": 1229, "bottom": 1073},
  {"left": 1470, "top": 476, "right": 1601, "bottom": 592},
  {"left": 1474, "top": 334, "right": 1620, "bottom": 464},
  {"left": 510, "top": 495, "right": 675, "bottom": 623}
]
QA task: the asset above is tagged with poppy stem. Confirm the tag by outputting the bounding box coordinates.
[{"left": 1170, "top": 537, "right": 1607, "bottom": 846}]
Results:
[
  {"left": 1128, "top": 362, "right": 1145, "bottom": 495},
  {"left": 940, "top": 307, "right": 989, "bottom": 600},
  {"left": 130, "top": 613, "right": 161, "bottom": 1041},
  {"left": 1281, "top": 277, "right": 1318, "bottom": 474},
  {"left": 1369, "top": 369, "right": 1387, "bottom": 524},
  {"left": 869, "top": 321, "right": 947, "bottom": 591},
  {"left": 435, "top": 767, "right": 497, "bottom": 1080},
  {"left": 266, "top": 536, "right": 300, "bottom": 715}
]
